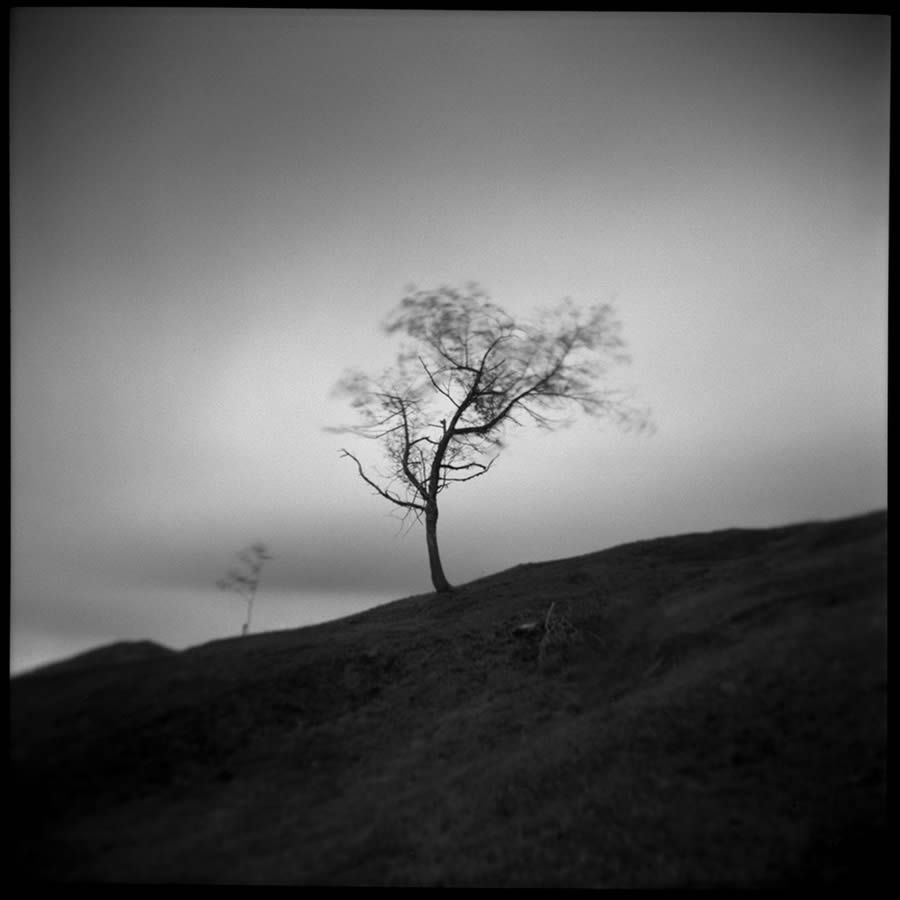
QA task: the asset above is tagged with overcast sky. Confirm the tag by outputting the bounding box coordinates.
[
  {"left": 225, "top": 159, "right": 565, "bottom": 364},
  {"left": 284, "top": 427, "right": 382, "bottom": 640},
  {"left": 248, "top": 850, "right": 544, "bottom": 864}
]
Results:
[{"left": 11, "top": 10, "right": 888, "bottom": 673}]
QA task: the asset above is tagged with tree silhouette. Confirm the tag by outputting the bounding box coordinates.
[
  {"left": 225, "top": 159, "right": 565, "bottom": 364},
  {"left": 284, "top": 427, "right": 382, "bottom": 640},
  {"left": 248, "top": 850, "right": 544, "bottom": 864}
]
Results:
[
  {"left": 216, "top": 543, "right": 274, "bottom": 636},
  {"left": 330, "top": 284, "right": 651, "bottom": 594}
]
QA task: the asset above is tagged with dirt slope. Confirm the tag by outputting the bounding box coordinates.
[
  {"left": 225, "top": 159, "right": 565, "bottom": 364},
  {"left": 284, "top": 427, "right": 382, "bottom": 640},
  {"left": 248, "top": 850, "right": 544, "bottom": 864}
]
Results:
[{"left": 10, "top": 510, "right": 887, "bottom": 885}]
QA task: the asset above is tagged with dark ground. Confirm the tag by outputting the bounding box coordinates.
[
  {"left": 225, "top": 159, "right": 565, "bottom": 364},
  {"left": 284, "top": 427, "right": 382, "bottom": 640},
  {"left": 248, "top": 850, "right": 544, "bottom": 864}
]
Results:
[{"left": 10, "top": 509, "right": 887, "bottom": 886}]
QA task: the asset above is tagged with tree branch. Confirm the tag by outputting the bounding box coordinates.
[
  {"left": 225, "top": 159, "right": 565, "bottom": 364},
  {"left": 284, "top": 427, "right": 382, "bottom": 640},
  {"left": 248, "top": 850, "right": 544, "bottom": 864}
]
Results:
[
  {"left": 397, "top": 399, "right": 430, "bottom": 502},
  {"left": 438, "top": 455, "right": 498, "bottom": 486},
  {"left": 340, "top": 449, "right": 426, "bottom": 511},
  {"left": 418, "top": 355, "right": 457, "bottom": 404}
]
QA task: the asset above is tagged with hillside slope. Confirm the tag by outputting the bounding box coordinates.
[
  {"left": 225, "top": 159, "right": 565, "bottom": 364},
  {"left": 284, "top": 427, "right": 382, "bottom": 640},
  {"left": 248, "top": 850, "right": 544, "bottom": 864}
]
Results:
[{"left": 10, "top": 510, "right": 887, "bottom": 886}]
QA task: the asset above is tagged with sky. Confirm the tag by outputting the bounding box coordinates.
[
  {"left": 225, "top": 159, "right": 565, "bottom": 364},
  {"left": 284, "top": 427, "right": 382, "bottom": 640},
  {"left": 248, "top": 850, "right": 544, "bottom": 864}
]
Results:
[{"left": 10, "top": 10, "right": 889, "bottom": 674}]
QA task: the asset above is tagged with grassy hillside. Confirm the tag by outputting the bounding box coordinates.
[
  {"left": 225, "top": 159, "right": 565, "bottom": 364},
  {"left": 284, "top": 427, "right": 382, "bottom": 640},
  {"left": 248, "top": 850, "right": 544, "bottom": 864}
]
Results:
[{"left": 10, "top": 510, "right": 887, "bottom": 886}]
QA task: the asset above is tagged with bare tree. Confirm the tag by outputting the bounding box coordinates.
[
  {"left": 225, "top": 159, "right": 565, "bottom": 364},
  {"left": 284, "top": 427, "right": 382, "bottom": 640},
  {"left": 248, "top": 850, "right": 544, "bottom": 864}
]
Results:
[
  {"left": 330, "top": 284, "right": 651, "bottom": 594},
  {"left": 216, "top": 543, "right": 274, "bottom": 636}
]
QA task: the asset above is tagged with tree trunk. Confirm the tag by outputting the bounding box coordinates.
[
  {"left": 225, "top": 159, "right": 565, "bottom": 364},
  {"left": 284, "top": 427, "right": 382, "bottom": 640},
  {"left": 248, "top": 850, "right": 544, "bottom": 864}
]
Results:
[
  {"left": 425, "top": 505, "right": 452, "bottom": 593},
  {"left": 242, "top": 587, "right": 256, "bottom": 637}
]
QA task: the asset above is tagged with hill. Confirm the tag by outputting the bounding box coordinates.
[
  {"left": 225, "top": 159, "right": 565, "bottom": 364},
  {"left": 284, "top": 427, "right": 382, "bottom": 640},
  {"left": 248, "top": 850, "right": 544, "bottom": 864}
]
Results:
[
  {"left": 10, "top": 510, "right": 887, "bottom": 886},
  {"left": 17, "top": 639, "right": 176, "bottom": 678}
]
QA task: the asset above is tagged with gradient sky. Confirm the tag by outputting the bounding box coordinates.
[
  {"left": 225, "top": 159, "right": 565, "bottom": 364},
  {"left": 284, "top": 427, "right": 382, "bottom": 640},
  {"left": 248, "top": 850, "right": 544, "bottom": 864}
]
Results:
[{"left": 10, "top": 10, "right": 889, "bottom": 674}]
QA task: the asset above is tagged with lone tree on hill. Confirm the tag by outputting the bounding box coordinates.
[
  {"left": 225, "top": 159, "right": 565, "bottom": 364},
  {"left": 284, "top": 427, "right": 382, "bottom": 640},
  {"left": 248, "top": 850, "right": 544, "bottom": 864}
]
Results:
[
  {"left": 330, "top": 284, "right": 651, "bottom": 594},
  {"left": 216, "top": 543, "right": 274, "bottom": 636}
]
